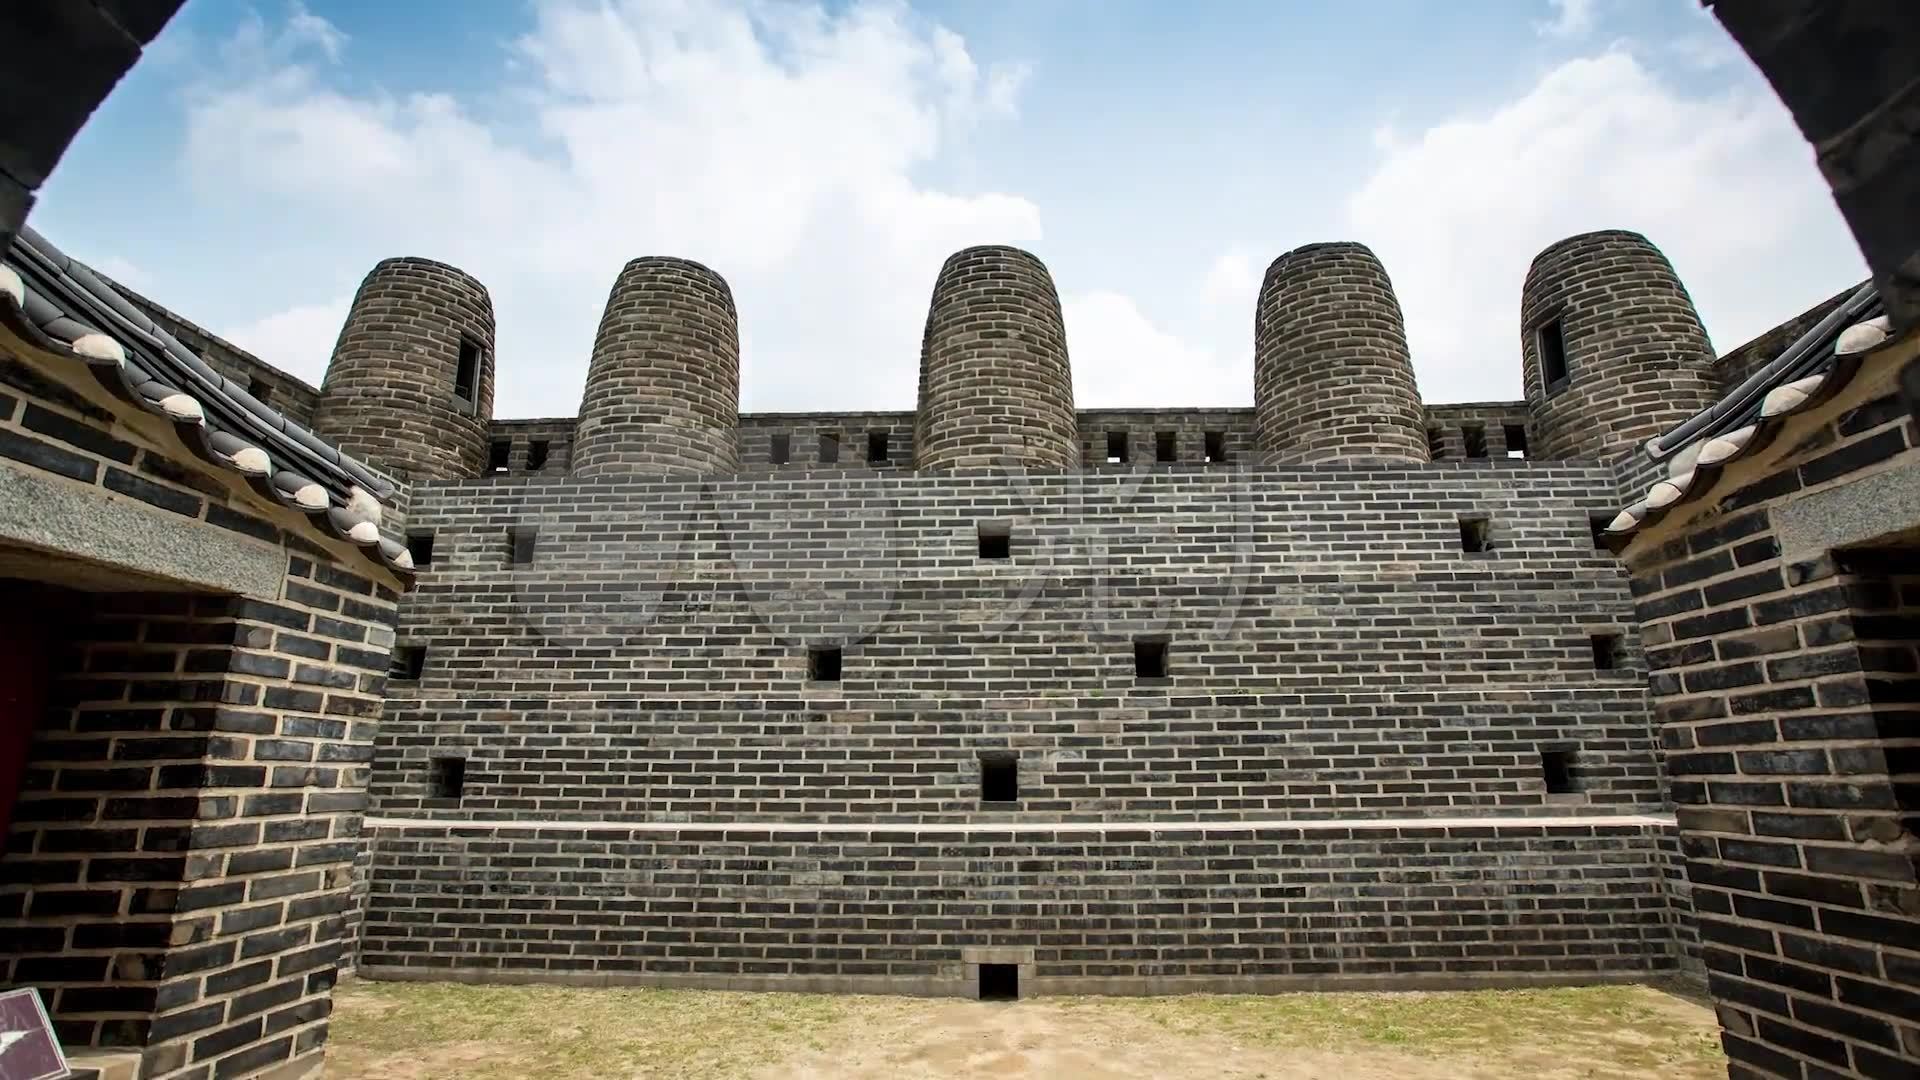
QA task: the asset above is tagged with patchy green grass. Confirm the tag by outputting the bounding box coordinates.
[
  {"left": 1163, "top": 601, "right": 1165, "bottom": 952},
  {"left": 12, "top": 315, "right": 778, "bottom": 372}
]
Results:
[
  {"left": 1071, "top": 983, "right": 1726, "bottom": 1076},
  {"left": 326, "top": 978, "right": 865, "bottom": 1080},
  {"left": 326, "top": 978, "right": 1727, "bottom": 1080}
]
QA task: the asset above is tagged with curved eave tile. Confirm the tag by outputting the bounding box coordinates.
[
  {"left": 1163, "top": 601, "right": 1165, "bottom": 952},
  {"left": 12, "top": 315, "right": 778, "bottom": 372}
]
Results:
[
  {"left": 1603, "top": 326, "right": 1882, "bottom": 552},
  {"left": 0, "top": 291, "right": 414, "bottom": 586}
]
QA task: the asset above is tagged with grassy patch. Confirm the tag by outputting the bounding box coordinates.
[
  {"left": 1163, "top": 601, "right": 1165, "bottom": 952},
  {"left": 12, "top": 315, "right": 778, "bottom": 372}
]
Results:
[
  {"left": 327, "top": 978, "right": 864, "bottom": 1080},
  {"left": 1073, "top": 984, "right": 1724, "bottom": 1076}
]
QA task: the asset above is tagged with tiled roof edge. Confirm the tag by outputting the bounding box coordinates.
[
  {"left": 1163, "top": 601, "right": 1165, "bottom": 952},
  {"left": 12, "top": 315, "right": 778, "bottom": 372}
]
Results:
[{"left": 0, "top": 237, "right": 415, "bottom": 582}]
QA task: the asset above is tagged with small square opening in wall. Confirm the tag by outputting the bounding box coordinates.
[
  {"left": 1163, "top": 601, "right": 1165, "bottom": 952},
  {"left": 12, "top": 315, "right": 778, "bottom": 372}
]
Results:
[
  {"left": 867, "top": 430, "right": 890, "bottom": 463},
  {"left": 978, "top": 522, "right": 1011, "bottom": 560},
  {"left": 406, "top": 531, "right": 435, "bottom": 568},
  {"left": 808, "top": 646, "right": 842, "bottom": 683},
  {"left": 487, "top": 439, "right": 512, "bottom": 474},
  {"left": 389, "top": 645, "right": 426, "bottom": 681},
  {"left": 1155, "top": 431, "right": 1177, "bottom": 463},
  {"left": 1462, "top": 424, "right": 1488, "bottom": 458},
  {"left": 526, "top": 439, "right": 550, "bottom": 471},
  {"left": 1537, "top": 317, "right": 1570, "bottom": 395},
  {"left": 454, "top": 336, "right": 481, "bottom": 411},
  {"left": 1204, "top": 431, "right": 1228, "bottom": 464},
  {"left": 1134, "top": 637, "right": 1169, "bottom": 680},
  {"left": 247, "top": 376, "right": 271, "bottom": 405},
  {"left": 819, "top": 432, "right": 841, "bottom": 464},
  {"left": 980, "top": 754, "right": 1018, "bottom": 804},
  {"left": 1589, "top": 513, "right": 1612, "bottom": 549},
  {"left": 1590, "top": 632, "right": 1626, "bottom": 671},
  {"left": 769, "top": 433, "right": 791, "bottom": 465},
  {"left": 1541, "top": 749, "right": 1584, "bottom": 795},
  {"left": 429, "top": 756, "right": 466, "bottom": 800},
  {"left": 978, "top": 962, "right": 1019, "bottom": 1001},
  {"left": 508, "top": 525, "right": 538, "bottom": 566},
  {"left": 1105, "top": 431, "right": 1129, "bottom": 464},
  {"left": 1503, "top": 424, "right": 1529, "bottom": 459},
  {"left": 1458, "top": 515, "right": 1493, "bottom": 553}
]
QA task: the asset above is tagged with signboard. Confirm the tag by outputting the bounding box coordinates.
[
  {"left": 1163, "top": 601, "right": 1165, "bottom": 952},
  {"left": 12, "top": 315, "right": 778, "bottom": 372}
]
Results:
[{"left": 0, "top": 988, "right": 67, "bottom": 1080}]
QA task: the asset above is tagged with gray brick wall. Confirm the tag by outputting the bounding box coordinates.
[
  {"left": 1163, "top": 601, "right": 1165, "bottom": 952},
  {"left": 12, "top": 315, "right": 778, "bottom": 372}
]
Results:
[
  {"left": 358, "top": 819, "right": 1687, "bottom": 991},
  {"left": 915, "top": 246, "right": 1078, "bottom": 473},
  {"left": 1521, "top": 231, "right": 1720, "bottom": 462},
  {"left": 1255, "top": 243, "right": 1427, "bottom": 464},
  {"left": 313, "top": 258, "right": 496, "bottom": 483},
  {"left": 573, "top": 257, "right": 740, "bottom": 479},
  {"left": 0, "top": 358, "right": 402, "bottom": 1079},
  {"left": 375, "top": 461, "right": 1649, "bottom": 822},
  {"left": 1621, "top": 383, "right": 1918, "bottom": 1078}
]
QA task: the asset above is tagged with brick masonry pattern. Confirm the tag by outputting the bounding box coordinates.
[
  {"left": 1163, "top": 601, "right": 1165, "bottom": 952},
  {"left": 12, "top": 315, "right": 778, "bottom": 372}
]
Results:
[
  {"left": 374, "top": 462, "right": 1653, "bottom": 823},
  {"left": 0, "top": 356, "right": 402, "bottom": 1080},
  {"left": 358, "top": 820, "right": 1687, "bottom": 988},
  {"left": 914, "top": 246, "right": 1079, "bottom": 473},
  {"left": 1521, "top": 230, "right": 1722, "bottom": 462},
  {"left": 1623, "top": 385, "right": 1919, "bottom": 1080},
  {"left": 1254, "top": 243, "right": 1428, "bottom": 464},
  {"left": 571, "top": 257, "right": 741, "bottom": 479},
  {"left": 311, "top": 258, "right": 496, "bottom": 484}
]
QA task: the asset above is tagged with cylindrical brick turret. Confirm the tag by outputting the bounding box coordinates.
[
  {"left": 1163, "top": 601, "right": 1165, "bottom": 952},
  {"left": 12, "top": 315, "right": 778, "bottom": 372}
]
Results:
[
  {"left": 571, "top": 257, "right": 740, "bottom": 478},
  {"left": 313, "top": 258, "right": 495, "bottom": 481},
  {"left": 1522, "top": 230, "right": 1719, "bottom": 460},
  {"left": 913, "top": 245, "right": 1077, "bottom": 473},
  {"left": 1253, "top": 242, "right": 1428, "bottom": 464}
]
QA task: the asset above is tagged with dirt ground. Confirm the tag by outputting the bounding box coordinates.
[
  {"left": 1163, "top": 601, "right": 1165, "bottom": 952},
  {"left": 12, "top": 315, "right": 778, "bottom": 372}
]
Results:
[{"left": 324, "top": 977, "right": 1727, "bottom": 1080}]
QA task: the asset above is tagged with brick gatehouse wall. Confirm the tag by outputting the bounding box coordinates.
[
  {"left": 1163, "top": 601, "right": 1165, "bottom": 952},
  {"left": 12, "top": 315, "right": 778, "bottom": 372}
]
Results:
[
  {"left": 359, "top": 818, "right": 1682, "bottom": 991},
  {"left": 1619, "top": 343, "right": 1920, "bottom": 1078}
]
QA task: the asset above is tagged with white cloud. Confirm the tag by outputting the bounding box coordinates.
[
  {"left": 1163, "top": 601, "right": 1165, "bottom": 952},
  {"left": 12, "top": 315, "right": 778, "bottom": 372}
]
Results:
[
  {"left": 94, "top": 256, "right": 150, "bottom": 291},
  {"left": 1061, "top": 290, "right": 1246, "bottom": 408},
  {"left": 1536, "top": 0, "right": 1599, "bottom": 39},
  {"left": 1200, "top": 252, "right": 1261, "bottom": 310},
  {"left": 1348, "top": 48, "right": 1866, "bottom": 403},
  {"left": 184, "top": 0, "right": 1042, "bottom": 415},
  {"left": 224, "top": 297, "right": 351, "bottom": 387}
]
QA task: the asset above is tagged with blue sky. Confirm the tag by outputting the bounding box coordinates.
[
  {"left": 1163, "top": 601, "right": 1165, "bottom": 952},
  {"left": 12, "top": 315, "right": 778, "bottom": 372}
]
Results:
[{"left": 35, "top": 0, "right": 1868, "bottom": 417}]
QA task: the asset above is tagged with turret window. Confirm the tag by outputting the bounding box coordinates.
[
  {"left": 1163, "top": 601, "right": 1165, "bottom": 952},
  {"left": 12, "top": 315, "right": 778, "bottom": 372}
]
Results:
[
  {"left": 1204, "top": 431, "right": 1228, "bottom": 464},
  {"left": 487, "top": 439, "right": 511, "bottom": 474},
  {"left": 770, "top": 433, "right": 790, "bottom": 465},
  {"left": 1537, "top": 318, "right": 1570, "bottom": 396},
  {"left": 1155, "top": 431, "right": 1177, "bottom": 463},
  {"left": 1462, "top": 424, "right": 1488, "bottom": 458},
  {"left": 454, "top": 336, "right": 481, "bottom": 413},
  {"left": 1503, "top": 424, "right": 1529, "bottom": 458},
  {"left": 526, "top": 440, "right": 550, "bottom": 471}
]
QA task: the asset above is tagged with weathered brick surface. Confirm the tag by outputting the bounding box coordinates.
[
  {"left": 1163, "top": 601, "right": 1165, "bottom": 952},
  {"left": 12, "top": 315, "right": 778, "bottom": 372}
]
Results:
[
  {"left": 571, "top": 258, "right": 740, "bottom": 479},
  {"left": 915, "top": 246, "right": 1078, "bottom": 473},
  {"left": 0, "top": 357, "right": 403, "bottom": 1079},
  {"left": 1422, "top": 403, "right": 1534, "bottom": 462},
  {"left": 374, "top": 462, "right": 1651, "bottom": 822},
  {"left": 312, "top": 258, "right": 496, "bottom": 483},
  {"left": 358, "top": 819, "right": 1686, "bottom": 989},
  {"left": 476, "top": 418, "right": 574, "bottom": 480},
  {"left": 1522, "top": 231, "right": 1720, "bottom": 462},
  {"left": 1254, "top": 243, "right": 1427, "bottom": 464},
  {"left": 1621, "top": 377, "right": 1919, "bottom": 1078}
]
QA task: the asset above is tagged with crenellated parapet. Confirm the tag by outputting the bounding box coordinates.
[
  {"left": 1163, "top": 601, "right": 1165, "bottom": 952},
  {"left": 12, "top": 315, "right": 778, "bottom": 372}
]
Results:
[
  {"left": 1521, "top": 230, "right": 1719, "bottom": 461},
  {"left": 313, "top": 257, "right": 496, "bottom": 481},
  {"left": 1254, "top": 242, "right": 1428, "bottom": 464},
  {"left": 572, "top": 257, "right": 741, "bottom": 479},
  {"left": 914, "top": 245, "right": 1079, "bottom": 473}
]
